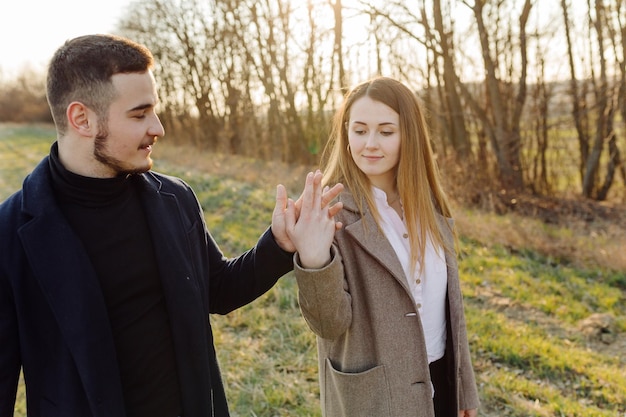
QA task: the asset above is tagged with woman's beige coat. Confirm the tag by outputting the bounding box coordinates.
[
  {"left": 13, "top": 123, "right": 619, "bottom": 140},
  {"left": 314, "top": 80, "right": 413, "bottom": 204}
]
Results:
[{"left": 294, "top": 191, "right": 480, "bottom": 417}]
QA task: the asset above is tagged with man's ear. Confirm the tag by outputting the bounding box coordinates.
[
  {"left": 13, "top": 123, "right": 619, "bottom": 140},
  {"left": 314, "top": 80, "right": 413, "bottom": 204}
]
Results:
[{"left": 67, "top": 102, "right": 94, "bottom": 136}]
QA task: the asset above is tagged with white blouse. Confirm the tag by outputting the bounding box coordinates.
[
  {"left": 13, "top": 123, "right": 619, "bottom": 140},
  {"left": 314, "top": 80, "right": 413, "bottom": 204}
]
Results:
[{"left": 373, "top": 187, "right": 447, "bottom": 364}]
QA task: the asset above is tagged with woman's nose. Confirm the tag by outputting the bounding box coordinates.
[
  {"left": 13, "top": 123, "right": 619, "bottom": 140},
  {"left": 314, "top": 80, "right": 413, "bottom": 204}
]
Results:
[{"left": 365, "top": 132, "right": 379, "bottom": 149}]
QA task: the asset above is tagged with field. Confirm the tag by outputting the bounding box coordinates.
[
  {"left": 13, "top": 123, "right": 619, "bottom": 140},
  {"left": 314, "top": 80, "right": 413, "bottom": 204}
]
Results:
[{"left": 1, "top": 124, "right": 625, "bottom": 416}]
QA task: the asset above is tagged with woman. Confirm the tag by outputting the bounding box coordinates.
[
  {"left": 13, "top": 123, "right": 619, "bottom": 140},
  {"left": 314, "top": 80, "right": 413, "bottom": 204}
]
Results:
[{"left": 285, "top": 77, "right": 480, "bottom": 416}]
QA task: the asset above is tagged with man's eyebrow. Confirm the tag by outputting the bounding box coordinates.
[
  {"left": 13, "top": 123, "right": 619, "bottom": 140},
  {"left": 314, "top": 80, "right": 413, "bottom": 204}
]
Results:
[{"left": 128, "top": 103, "right": 154, "bottom": 112}]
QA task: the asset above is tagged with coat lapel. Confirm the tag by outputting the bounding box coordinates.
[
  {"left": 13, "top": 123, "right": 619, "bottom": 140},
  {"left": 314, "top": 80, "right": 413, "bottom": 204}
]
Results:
[
  {"left": 340, "top": 192, "right": 411, "bottom": 295},
  {"left": 134, "top": 173, "right": 206, "bottom": 319},
  {"left": 135, "top": 174, "right": 196, "bottom": 292},
  {"left": 340, "top": 191, "right": 459, "bottom": 303},
  {"left": 19, "top": 160, "right": 125, "bottom": 415}
]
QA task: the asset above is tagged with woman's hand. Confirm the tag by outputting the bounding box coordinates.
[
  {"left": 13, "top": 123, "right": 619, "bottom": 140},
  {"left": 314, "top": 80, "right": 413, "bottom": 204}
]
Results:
[{"left": 271, "top": 170, "right": 343, "bottom": 254}]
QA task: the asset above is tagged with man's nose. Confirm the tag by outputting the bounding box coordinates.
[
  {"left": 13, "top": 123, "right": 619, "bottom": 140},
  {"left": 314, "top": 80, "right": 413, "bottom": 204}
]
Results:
[{"left": 151, "top": 115, "right": 165, "bottom": 137}]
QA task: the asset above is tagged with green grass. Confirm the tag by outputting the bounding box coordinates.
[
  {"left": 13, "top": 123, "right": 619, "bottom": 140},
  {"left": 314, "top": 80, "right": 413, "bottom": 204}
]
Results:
[
  {"left": 0, "top": 124, "right": 54, "bottom": 200},
  {"left": 461, "top": 242, "right": 625, "bottom": 325},
  {"left": 2, "top": 124, "right": 625, "bottom": 416}
]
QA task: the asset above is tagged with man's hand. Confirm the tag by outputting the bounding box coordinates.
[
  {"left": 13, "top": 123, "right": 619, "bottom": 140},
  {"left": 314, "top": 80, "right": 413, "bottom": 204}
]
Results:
[{"left": 271, "top": 170, "right": 343, "bottom": 253}]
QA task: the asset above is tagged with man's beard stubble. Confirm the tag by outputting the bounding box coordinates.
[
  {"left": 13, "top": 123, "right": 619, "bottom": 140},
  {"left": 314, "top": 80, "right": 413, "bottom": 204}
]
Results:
[{"left": 93, "top": 123, "right": 152, "bottom": 177}]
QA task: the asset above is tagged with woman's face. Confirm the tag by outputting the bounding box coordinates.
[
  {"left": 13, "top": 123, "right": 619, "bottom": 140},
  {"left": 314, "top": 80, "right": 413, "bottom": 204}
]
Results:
[{"left": 347, "top": 96, "right": 401, "bottom": 191}]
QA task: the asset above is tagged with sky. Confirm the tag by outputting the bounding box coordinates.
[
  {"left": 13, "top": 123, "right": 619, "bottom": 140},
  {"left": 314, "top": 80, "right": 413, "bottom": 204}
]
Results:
[{"left": 0, "top": 0, "right": 133, "bottom": 76}]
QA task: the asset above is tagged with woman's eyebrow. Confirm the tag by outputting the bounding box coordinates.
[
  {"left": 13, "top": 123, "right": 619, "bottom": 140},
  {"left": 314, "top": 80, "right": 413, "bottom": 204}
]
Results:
[{"left": 351, "top": 121, "right": 396, "bottom": 126}]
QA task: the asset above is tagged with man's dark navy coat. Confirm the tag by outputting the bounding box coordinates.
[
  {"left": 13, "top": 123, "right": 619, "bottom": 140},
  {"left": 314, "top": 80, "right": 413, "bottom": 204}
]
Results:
[{"left": 0, "top": 156, "right": 293, "bottom": 417}]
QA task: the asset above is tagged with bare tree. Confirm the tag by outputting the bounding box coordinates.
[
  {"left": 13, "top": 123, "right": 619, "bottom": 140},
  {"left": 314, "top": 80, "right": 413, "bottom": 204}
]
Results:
[
  {"left": 525, "top": 56, "right": 552, "bottom": 195},
  {"left": 597, "top": 0, "right": 625, "bottom": 200},
  {"left": 430, "top": 0, "right": 472, "bottom": 159},
  {"left": 459, "top": 0, "right": 532, "bottom": 192},
  {"left": 234, "top": 0, "right": 299, "bottom": 161},
  {"left": 0, "top": 68, "right": 50, "bottom": 123},
  {"left": 330, "top": 0, "right": 347, "bottom": 91},
  {"left": 302, "top": 0, "right": 339, "bottom": 160},
  {"left": 615, "top": 0, "right": 626, "bottom": 198},
  {"left": 560, "top": 0, "right": 591, "bottom": 191},
  {"left": 582, "top": 0, "right": 611, "bottom": 198},
  {"left": 561, "top": 0, "right": 624, "bottom": 200}
]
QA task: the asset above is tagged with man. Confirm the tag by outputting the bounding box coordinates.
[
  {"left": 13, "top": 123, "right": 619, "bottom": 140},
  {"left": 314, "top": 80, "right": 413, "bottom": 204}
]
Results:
[{"left": 0, "top": 34, "right": 342, "bottom": 417}]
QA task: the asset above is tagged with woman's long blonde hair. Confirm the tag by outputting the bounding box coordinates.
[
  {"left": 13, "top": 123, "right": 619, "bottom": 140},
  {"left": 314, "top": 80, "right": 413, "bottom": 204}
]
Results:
[{"left": 322, "top": 76, "right": 455, "bottom": 271}]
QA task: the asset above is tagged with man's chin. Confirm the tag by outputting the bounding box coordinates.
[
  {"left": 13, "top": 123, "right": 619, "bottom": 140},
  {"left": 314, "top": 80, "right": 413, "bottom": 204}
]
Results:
[{"left": 119, "top": 162, "right": 152, "bottom": 176}]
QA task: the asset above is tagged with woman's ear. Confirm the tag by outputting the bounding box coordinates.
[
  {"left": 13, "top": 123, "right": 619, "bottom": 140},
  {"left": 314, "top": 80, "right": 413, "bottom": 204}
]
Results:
[{"left": 66, "top": 102, "right": 94, "bottom": 136}]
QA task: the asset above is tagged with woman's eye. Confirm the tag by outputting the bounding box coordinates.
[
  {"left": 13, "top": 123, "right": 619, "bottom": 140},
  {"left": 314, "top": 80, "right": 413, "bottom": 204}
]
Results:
[
  {"left": 354, "top": 129, "right": 366, "bottom": 135},
  {"left": 380, "top": 131, "right": 394, "bottom": 136}
]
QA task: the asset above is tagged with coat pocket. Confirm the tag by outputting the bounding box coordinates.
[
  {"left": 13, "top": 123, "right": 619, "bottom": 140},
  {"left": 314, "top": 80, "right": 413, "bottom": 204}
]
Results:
[{"left": 323, "top": 358, "right": 392, "bottom": 417}]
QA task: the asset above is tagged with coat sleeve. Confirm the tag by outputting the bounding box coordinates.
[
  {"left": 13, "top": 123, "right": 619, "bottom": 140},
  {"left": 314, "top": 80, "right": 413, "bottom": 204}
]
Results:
[
  {"left": 173, "top": 178, "right": 294, "bottom": 314},
  {"left": 205, "top": 227, "right": 294, "bottom": 314},
  {"left": 294, "top": 245, "right": 352, "bottom": 340},
  {"left": 143, "top": 172, "right": 295, "bottom": 315}
]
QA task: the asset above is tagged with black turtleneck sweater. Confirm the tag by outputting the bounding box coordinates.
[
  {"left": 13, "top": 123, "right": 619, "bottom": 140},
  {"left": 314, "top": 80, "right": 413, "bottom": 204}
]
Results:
[{"left": 49, "top": 144, "right": 182, "bottom": 417}]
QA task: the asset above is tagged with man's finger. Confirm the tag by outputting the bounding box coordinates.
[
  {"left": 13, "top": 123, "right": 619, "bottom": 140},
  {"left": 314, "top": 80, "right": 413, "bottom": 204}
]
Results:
[
  {"left": 284, "top": 198, "right": 296, "bottom": 230},
  {"left": 274, "top": 184, "right": 288, "bottom": 214},
  {"left": 328, "top": 201, "right": 343, "bottom": 218}
]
